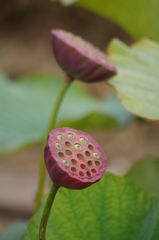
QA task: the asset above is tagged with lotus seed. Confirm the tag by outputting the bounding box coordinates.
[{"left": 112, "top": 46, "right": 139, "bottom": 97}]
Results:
[
  {"left": 85, "top": 151, "right": 90, "bottom": 157},
  {"left": 88, "top": 144, "right": 94, "bottom": 150},
  {"left": 57, "top": 134, "right": 64, "bottom": 141},
  {"left": 55, "top": 143, "right": 62, "bottom": 149},
  {"left": 63, "top": 160, "right": 69, "bottom": 167},
  {"left": 93, "top": 152, "right": 99, "bottom": 159},
  {"left": 65, "top": 142, "right": 72, "bottom": 147},
  {"left": 86, "top": 171, "right": 91, "bottom": 177},
  {"left": 67, "top": 133, "right": 75, "bottom": 140},
  {"left": 91, "top": 169, "right": 97, "bottom": 174},
  {"left": 75, "top": 143, "right": 82, "bottom": 151},
  {"left": 77, "top": 154, "right": 84, "bottom": 160},
  {"left": 58, "top": 152, "right": 64, "bottom": 157},
  {"left": 66, "top": 150, "right": 72, "bottom": 156},
  {"left": 88, "top": 160, "right": 92, "bottom": 166},
  {"left": 95, "top": 161, "right": 100, "bottom": 166},
  {"left": 51, "top": 30, "right": 117, "bottom": 84},
  {"left": 44, "top": 127, "right": 107, "bottom": 190},
  {"left": 79, "top": 171, "right": 84, "bottom": 177},
  {"left": 71, "top": 159, "right": 77, "bottom": 165},
  {"left": 80, "top": 164, "right": 86, "bottom": 169},
  {"left": 71, "top": 167, "right": 76, "bottom": 172},
  {"left": 80, "top": 137, "right": 87, "bottom": 144}
]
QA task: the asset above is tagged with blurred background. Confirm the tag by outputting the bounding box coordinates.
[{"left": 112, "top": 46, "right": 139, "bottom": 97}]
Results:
[{"left": 0, "top": 0, "right": 159, "bottom": 236}]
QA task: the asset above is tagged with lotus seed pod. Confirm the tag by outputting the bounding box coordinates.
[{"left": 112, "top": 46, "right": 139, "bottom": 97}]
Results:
[
  {"left": 44, "top": 127, "right": 107, "bottom": 189},
  {"left": 51, "top": 29, "right": 117, "bottom": 83}
]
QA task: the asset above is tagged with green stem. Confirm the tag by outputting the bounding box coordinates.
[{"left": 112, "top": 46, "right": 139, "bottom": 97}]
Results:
[
  {"left": 34, "top": 80, "right": 71, "bottom": 213},
  {"left": 39, "top": 184, "right": 59, "bottom": 240}
]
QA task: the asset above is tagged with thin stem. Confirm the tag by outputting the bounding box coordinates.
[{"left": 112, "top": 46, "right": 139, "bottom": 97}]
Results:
[
  {"left": 39, "top": 184, "right": 59, "bottom": 240},
  {"left": 34, "top": 80, "right": 72, "bottom": 213}
]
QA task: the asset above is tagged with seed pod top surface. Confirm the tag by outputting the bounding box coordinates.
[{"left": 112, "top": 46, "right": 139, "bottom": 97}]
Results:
[
  {"left": 51, "top": 29, "right": 117, "bottom": 83},
  {"left": 44, "top": 127, "right": 107, "bottom": 189}
]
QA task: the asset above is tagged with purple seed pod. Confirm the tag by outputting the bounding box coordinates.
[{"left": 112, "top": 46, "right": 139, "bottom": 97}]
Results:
[
  {"left": 44, "top": 127, "right": 107, "bottom": 189},
  {"left": 51, "top": 29, "right": 117, "bottom": 83}
]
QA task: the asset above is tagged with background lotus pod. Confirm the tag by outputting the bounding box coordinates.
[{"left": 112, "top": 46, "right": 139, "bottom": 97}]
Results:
[
  {"left": 51, "top": 29, "right": 117, "bottom": 83},
  {"left": 44, "top": 127, "right": 107, "bottom": 189}
]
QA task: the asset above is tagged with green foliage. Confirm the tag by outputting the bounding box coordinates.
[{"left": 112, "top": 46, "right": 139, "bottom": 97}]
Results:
[
  {"left": 0, "top": 73, "right": 133, "bottom": 156},
  {"left": 108, "top": 38, "right": 159, "bottom": 121},
  {"left": 22, "top": 173, "right": 159, "bottom": 240},
  {"left": 136, "top": 197, "right": 159, "bottom": 240},
  {"left": 125, "top": 158, "right": 159, "bottom": 198},
  {"left": 60, "top": 0, "right": 77, "bottom": 6},
  {"left": 75, "top": 0, "right": 159, "bottom": 41},
  {"left": 0, "top": 221, "right": 27, "bottom": 240}
]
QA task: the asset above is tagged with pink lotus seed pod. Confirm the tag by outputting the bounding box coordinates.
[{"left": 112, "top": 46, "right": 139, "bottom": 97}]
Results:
[
  {"left": 44, "top": 127, "right": 107, "bottom": 189},
  {"left": 51, "top": 29, "right": 117, "bottom": 83}
]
